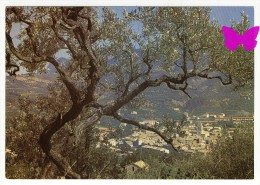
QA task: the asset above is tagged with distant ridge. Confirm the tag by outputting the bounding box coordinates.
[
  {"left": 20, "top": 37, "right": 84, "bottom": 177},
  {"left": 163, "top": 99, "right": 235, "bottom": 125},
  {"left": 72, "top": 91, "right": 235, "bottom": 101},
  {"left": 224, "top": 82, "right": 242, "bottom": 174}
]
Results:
[
  {"left": 47, "top": 57, "right": 70, "bottom": 73},
  {"left": 6, "top": 56, "right": 253, "bottom": 118}
]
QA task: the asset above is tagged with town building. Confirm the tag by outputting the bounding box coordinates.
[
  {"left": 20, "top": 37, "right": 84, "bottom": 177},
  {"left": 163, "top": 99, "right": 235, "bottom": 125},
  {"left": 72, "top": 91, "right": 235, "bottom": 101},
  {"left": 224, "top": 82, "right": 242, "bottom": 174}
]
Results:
[
  {"left": 125, "top": 160, "right": 149, "bottom": 177},
  {"left": 231, "top": 116, "right": 254, "bottom": 124}
]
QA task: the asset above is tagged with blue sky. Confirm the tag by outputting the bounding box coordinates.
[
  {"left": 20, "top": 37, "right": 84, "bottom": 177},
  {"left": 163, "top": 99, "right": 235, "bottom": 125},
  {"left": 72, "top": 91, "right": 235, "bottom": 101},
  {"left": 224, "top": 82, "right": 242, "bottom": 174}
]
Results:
[
  {"left": 59, "top": 6, "right": 254, "bottom": 57},
  {"left": 11, "top": 6, "right": 254, "bottom": 73},
  {"left": 210, "top": 7, "right": 254, "bottom": 26},
  {"left": 106, "top": 6, "right": 254, "bottom": 42},
  {"left": 111, "top": 6, "right": 254, "bottom": 26}
]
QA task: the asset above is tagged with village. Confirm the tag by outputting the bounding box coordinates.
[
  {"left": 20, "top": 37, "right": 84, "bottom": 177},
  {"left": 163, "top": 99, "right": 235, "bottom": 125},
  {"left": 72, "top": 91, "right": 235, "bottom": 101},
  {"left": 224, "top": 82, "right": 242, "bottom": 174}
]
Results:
[{"left": 97, "top": 112, "right": 254, "bottom": 156}]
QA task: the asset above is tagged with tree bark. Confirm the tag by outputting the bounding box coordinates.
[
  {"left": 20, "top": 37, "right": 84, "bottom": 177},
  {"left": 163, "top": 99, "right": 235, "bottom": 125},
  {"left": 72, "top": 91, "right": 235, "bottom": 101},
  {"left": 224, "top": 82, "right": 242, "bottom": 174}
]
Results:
[{"left": 38, "top": 104, "right": 84, "bottom": 179}]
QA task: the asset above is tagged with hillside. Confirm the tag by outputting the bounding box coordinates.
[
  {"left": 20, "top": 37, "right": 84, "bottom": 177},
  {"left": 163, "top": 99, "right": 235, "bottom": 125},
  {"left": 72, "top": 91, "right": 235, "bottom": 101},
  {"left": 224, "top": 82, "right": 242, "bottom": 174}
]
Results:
[
  {"left": 5, "top": 68, "right": 253, "bottom": 121},
  {"left": 6, "top": 74, "right": 55, "bottom": 117}
]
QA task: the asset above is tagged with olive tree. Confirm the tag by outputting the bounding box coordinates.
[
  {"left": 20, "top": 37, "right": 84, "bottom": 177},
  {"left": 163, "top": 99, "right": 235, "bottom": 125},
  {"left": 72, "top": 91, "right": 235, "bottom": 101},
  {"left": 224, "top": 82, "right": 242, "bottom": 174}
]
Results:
[{"left": 6, "top": 7, "right": 253, "bottom": 178}]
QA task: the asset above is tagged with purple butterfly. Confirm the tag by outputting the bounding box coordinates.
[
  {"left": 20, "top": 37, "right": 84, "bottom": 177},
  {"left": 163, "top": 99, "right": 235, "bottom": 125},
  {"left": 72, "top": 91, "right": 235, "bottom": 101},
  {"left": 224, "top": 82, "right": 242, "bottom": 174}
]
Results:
[{"left": 222, "top": 26, "right": 259, "bottom": 51}]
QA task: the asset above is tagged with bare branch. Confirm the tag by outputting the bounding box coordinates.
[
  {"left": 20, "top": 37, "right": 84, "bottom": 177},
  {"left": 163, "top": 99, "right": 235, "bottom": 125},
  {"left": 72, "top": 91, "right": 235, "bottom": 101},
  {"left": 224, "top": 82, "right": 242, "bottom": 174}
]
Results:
[
  {"left": 121, "top": 50, "right": 138, "bottom": 97},
  {"left": 121, "top": 48, "right": 153, "bottom": 97},
  {"left": 6, "top": 32, "right": 81, "bottom": 104},
  {"left": 10, "top": 8, "right": 32, "bottom": 25},
  {"left": 6, "top": 51, "right": 20, "bottom": 76},
  {"left": 10, "top": 8, "right": 41, "bottom": 56},
  {"left": 142, "top": 48, "right": 153, "bottom": 75},
  {"left": 46, "top": 56, "right": 82, "bottom": 103},
  {"left": 113, "top": 113, "right": 178, "bottom": 151},
  {"left": 197, "top": 72, "right": 232, "bottom": 85},
  {"left": 199, "top": 68, "right": 210, "bottom": 74},
  {"left": 123, "top": 50, "right": 134, "bottom": 79},
  {"left": 6, "top": 33, "right": 46, "bottom": 63},
  {"left": 59, "top": 20, "right": 80, "bottom": 30},
  {"left": 166, "top": 80, "right": 192, "bottom": 99},
  {"left": 51, "top": 16, "right": 78, "bottom": 60}
]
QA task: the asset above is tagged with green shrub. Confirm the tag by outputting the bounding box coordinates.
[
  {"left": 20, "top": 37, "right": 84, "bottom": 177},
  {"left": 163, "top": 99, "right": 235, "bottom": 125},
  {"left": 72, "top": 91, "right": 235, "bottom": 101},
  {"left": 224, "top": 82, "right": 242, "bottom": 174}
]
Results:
[{"left": 173, "top": 124, "right": 254, "bottom": 179}]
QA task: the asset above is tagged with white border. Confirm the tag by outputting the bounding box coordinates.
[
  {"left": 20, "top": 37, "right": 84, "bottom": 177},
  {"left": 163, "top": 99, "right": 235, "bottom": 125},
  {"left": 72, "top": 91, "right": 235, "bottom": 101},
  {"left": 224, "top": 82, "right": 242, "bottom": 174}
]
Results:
[
  {"left": 0, "top": 1, "right": 259, "bottom": 185},
  {"left": 0, "top": 0, "right": 258, "bottom": 6}
]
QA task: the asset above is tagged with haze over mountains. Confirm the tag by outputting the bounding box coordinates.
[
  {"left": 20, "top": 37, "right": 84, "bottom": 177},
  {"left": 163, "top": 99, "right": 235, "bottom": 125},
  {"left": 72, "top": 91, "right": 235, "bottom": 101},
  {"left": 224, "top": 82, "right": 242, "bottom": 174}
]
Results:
[{"left": 6, "top": 56, "right": 253, "bottom": 121}]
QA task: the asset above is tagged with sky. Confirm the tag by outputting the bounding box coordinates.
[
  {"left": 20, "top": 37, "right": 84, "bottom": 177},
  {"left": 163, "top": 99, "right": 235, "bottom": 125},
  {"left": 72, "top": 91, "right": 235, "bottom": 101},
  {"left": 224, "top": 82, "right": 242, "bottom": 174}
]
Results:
[
  {"left": 211, "top": 7, "right": 254, "bottom": 26},
  {"left": 110, "top": 6, "right": 254, "bottom": 32},
  {"left": 57, "top": 6, "right": 254, "bottom": 57},
  {"left": 10, "top": 6, "right": 254, "bottom": 74},
  {"left": 111, "top": 6, "right": 254, "bottom": 24},
  {"left": 2, "top": 4, "right": 259, "bottom": 185}
]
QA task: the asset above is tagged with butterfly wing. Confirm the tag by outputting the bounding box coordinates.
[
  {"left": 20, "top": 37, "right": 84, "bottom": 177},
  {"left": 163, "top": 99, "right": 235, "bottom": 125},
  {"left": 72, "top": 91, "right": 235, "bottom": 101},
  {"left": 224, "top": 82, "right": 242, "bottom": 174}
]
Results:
[
  {"left": 242, "top": 26, "right": 259, "bottom": 51},
  {"left": 222, "top": 26, "right": 240, "bottom": 51}
]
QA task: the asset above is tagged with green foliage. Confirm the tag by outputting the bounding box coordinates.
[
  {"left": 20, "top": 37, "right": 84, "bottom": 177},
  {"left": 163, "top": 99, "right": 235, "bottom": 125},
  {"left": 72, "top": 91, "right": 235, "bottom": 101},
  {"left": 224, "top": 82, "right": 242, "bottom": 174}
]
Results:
[
  {"left": 119, "top": 124, "right": 253, "bottom": 179},
  {"left": 172, "top": 124, "right": 254, "bottom": 179},
  {"left": 6, "top": 95, "right": 123, "bottom": 179},
  {"left": 120, "top": 149, "right": 174, "bottom": 179},
  {"left": 210, "top": 12, "right": 253, "bottom": 93},
  {"left": 6, "top": 98, "right": 46, "bottom": 178},
  {"left": 158, "top": 115, "right": 187, "bottom": 138},
  {"left": 6, "top": 7, "right": 254, "bottom": 179}
]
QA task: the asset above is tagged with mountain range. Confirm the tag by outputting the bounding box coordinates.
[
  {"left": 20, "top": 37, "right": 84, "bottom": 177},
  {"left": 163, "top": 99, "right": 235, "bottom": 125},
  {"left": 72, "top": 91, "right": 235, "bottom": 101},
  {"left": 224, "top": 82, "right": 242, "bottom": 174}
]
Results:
[{"left": 6, "top": 57, "right": 254, "bottom": 121}]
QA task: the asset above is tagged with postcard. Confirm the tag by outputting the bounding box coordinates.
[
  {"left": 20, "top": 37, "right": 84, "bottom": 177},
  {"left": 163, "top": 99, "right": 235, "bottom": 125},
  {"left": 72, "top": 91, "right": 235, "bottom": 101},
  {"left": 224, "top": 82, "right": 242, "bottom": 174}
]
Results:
[{"left": 1, "top": 0, "right": 259, "bottom": 184}]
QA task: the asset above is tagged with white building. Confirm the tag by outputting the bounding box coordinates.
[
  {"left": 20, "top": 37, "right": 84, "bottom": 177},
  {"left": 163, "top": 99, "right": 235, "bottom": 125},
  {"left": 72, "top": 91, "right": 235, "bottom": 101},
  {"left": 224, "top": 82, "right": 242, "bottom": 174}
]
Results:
[
  {"left": 140, "top": 119, "right": 159, "bottom": 126},
  {"left": 108, "top": 139, "right": 117, "bottom": 147}
]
